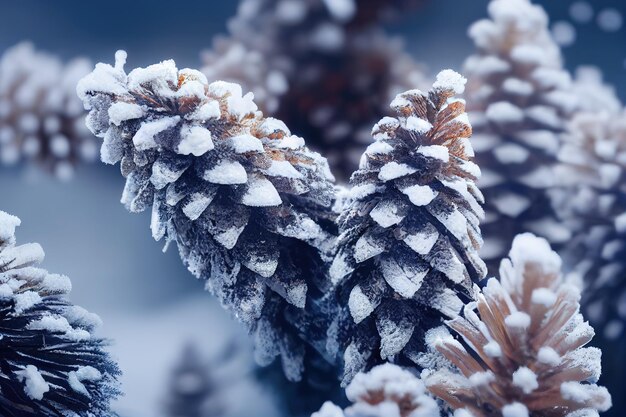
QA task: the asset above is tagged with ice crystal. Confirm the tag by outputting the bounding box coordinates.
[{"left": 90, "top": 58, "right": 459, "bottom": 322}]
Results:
[
  {"left": 329, "top": 70, "right": 486, "bottom": 385},
  {"left": 425, "top": 234, "right": 612, "bottom": 417},
  {"left": 0, "top": 210, "right": 119, "bottom": 416},
  {"left": 77, "top": 53, "right": 337, "bottom": 381}
]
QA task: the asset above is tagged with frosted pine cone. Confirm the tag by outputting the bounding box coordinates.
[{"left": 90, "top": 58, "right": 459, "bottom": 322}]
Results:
[
  {"left": 312, "top": 364, "right": 440, "bottom": 417},
  {"left": 0, "top": 43, "right": 97, "bottom": 179},
  {"left": 329, "top": 70, "right": 486, "bottom": 384},
  {"left": 0, "top": 211, "right": 119, "bottom": 416},
  {"left": 202, "top": 0, "right": 428, "bottom": 181},
  {"left": 425, "top": 233, "right": 612, "bottom": 417},
  {"left": 77, "top": 52, "right": 336, "bottom": 381},
  {"left": 552, "top": 109, "right": 626, "bottom": 340},
  {"left": 465, "top": 0, "right": 578, "bottom": 273}
]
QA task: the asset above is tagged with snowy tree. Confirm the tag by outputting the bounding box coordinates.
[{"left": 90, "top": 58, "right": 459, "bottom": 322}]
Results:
[
  {"left": 164, "top": 343, "right": 223, "bottom": 417},
  {"left": 0, "top": 43, "right": 97, "bottom": 180},
  {"left": 464, "top": 0, "right": 579, "bottom": 274},
  {"left": 551, "top": 108, "right": 626, "bottom": 340},
  {"left": 201, "top": 0, "right": 428, "bottom": 180},
  {"left": 0, "top": 210, "right": 119, "bottom": 416},
  {"left": 77, "top": 52, "right": 337, "bottom": 382},
  {"left": 424, "top": 233, "right": 612, "bottom": 417},
  {"left": 312, "top": 364, "right": 439, "bottom": 417},
  {"left": 329, "top": 70, "right": 486, "bottom": 385}
]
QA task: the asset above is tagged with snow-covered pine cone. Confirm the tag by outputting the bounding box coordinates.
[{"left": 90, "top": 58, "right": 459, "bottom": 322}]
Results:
[
  {"left": 202, "top": 0, "right": 428, "bottom": 181},
  {"left": 464, "top": 0, "right": 579, "bottom": 274},
  {"left": 312, "top": 364, "right": 440, "bottom": 417},
  {"left": 77, "top": 52, "right": 336, "bottom": 381},
  {"left": 552, "top": 109, "right": 626, "bottom": 340},
  {"left": 329, "top": 70, "right": 487, "bottom": 385},
  {"left": 0, "top": 42, "right": 97, "bottom": 180},
  {"left": 0, "top": 211, "right": 119, "bottom": 416},
  {"left": 425, "top": 233, "right": 612, "bottom": 417}
]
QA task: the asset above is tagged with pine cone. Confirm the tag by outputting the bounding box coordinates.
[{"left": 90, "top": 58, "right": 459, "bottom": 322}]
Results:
[
  {"left": 202, "top": 0, "right": 428, "bottom": 181},
  {"left": 0, "top": 211, "right": 119, "bottom": 416},
  {"left": 312, "top": 364, "right": 440, "bottom": 417},
  {"left": 0, "top": 42, "right": 97, "bottom": 179},
  {"left": 464, "top": 0, "right": 578, "bottom": 274},
  {"left": 329, "top": 70, "right": 486, "bottom": 385},
  {"left": 552, "top": 109, "right": 626, "bottom": 340},
  {"left": 77, "top": 52, "right": 336, "bottom": 381},
  {"left": 425, "top": 233, "right": 612, "bottom": 417}
]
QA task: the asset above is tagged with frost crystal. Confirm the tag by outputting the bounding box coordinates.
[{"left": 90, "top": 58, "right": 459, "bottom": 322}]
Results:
[
  {"left": 465, "top": 0, "right": 578, "bottom": 274},
  {"left": 552, "top": 106, "right": 626, "bottom": 340},
  {"left": 201, "top": 0, "right": 429, "bottom": 181},
  {"left": 329, "top": 71, "right": 486, "bottom": 385},
  {"left": 77, "top": 54, "right": 337, "bottom": 382},
  {"left": 0, "top": 43, "right": 97, "bottom": 179},
  {"left": 0, "top": 210, "right": 119, "bottom": 416},
  {"left": 425, "top": 233, "right": 612, "bottom": 417},
  {"left": 312, "top": 364, "right": 440, "bottom": 417}
]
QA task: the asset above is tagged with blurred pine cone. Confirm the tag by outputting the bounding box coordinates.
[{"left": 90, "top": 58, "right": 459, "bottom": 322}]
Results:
[
  {"left": 464, "top": 0, "right": 578, "bottom": 274},
  {"left": 202, "top": 0, "right": 428, "bottom": 181},
  {"left": 0, "top": 43, "right": 97, "bottom": 179},
  {"left": 425, "top": 233, "right": 612, "bottom": 417}
]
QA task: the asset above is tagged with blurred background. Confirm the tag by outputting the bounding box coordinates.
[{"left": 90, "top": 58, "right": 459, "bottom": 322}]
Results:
[{"left": 0, "top": 1, "right": 624, "bottom": 416}]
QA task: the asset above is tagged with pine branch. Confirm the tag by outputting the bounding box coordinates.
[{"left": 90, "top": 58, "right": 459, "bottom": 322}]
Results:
[{"left": 0, "top": 210, "right": 120, "bottom": 416}]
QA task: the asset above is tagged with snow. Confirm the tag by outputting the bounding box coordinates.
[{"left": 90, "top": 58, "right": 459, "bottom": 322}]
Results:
[
  {"left": 188, "top": 101, "right": 221, "bottom": 121},
  {"left": 469, "top": 371, "right": 495, "bottom": 387},
  {"left": 68, "top": 366, "right": 102, "bottom": 397},
  {"left": 433, "top": 69, "right": 467, "bottom": 94},
  {"left": 42, "top": 273, "right": 72, "bottom": 293},
  {"left": 0, "top": 211, "right": 20, "bottom": 242},
  {"left": 502, "top": 78, "right": 534, "bottom": 97},
  {"left": 507, "top": 233, "right": 562, "bottom": 277},
  {"left": 512, "top": 367, "right": 538, "bottom": 394},
  {"left": 229, "top": 134, "right": 264, "bottom": 154},
  {"left": 349, "top": 183, "right": 378, "bottom": 200},
  {"left": 531, "top": 288, "right": 557, "bottom": 307},
  {"left": 403, "top": 226, "right": 439, "bottom": 255},
  {"left": 27, "top": 315, "right": 90, "bottom": 341},
  {"left": 108, "top": 102, "right": 144, "bottom": 126},
  {"left": 404, "top": 116, "right": 433, "bottom": 134},
  {"left": 13, "top": 290, "right": 42, "bottom": 314},
  {"left": 491, "top": 192, "right": 531, "bottom": 218},
  {"left": 486, "top": 102, "right": 524, "bottom": 124},
  {"left": 370, "top": 201, "right": 405, "bottom": 228},
  {"left": 561, "top": 382, "right": 612, "bottom": 411},
  {"left": 502, "top": 402, "right": 529, "bottom": 417},
  {"left": 177, "top": 125, "right": 214, "bottom": 156},
  {"left": 483, "top": 340, "right": 502, "bottom": 357},
  {"left": 16, "top": 365, "right": 49, "bottom": 400},
  {"left": 418, "top": 145, "right": 450, "bottom": 162},
  {"left": 264, "top": 160, "right": 303, "bottom": 179},
  {"left": 493, "top": 143, "right": 530, "bottom": 164},
  {"left": 203, "top": 160, "right": 248, "bottom": 184},
  {"left": 401, "top": 184, "right": 438, "bottom": 207},
  {"left": 312, "top": 402, "right": 345, "bottom": 417},
  {"left": 133, "top": 116, "right": 180, "bottom": 151},
  {"left": 537, "top": 346, "right": 561, "bottom": 365},
  {"left": 615, "top": 212, "right": 626, "bottom": 233},
  {"left": 378, "top": 162, "right": 417, "bottom": 182},
  {"left": 348, "top": 285, "right": 374, "bottom": 323},
  {"left": 127, "top": 60, "right": 178, "bottom": 95},
  {"left": 322, "top": 0, "right": 355, "bottom": 22},
  {"left": 182, "top": 193, "right": 213, "bottom": 221},
  {"left": 505, "top": 311, "right": 531, "bottom": 329},
  {"left": 241, "top": 177, "right": 282, "bottom": 207},
  {"left": 353, "top": 233, "right": 385, "bottom": 263}
]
